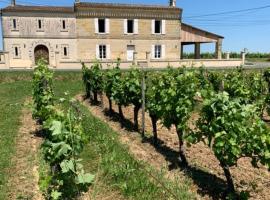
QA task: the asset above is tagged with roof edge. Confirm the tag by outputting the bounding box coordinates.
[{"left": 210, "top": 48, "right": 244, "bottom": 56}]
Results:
[{"left": 182, "top": 22, "right": 224, "bottom": 39}]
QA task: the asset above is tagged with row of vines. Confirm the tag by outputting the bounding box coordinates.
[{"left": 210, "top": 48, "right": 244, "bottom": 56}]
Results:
[
  {"left": 32, "top": 59, "right": 94, "bottom": 199},
  {"left": 82, "top": 62, "right": 270, "bottom": 197}
]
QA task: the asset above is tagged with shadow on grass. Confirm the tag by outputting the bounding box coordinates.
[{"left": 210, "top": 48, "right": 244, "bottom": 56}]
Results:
[{"left": 92, "top": 103, "right": 244, "bottom": 200}]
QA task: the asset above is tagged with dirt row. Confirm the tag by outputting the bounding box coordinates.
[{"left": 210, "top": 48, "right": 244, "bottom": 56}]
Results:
[
  {"left": 6, "top": 104, "right": 125, "bottom": 200},
  {"left": 78, "top": 95, "right": 270, "bottom": 200},
  {"left": 6, "top": 107, "right": 44, "bottom": 200}
]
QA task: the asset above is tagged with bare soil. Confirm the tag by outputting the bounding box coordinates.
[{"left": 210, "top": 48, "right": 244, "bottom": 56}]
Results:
[
  {"left": 6, "top": 106, "right": 44, "bottom": 200},
  {"left": 78, "top": 94, "right": 270, "bottom": 200}
]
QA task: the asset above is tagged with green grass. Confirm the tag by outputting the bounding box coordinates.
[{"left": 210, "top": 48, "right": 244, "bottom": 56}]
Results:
[
  {"left": 0, "top": 71, "right": 83, "bottom": 199},
  {"left": 79, "top": 102, "right": 194, "bottom": 200},
  {"left": 0, "top": 80, "right": 32, "bottom": 199},
  {"left": 0, "top": 71, "right": 193, "bottom": 200}
]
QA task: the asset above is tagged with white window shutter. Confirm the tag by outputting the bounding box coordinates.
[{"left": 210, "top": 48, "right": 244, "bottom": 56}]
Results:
[
  {"left": 107, "top": 44, "right": 111, "bottom": 59},
  {"left": 124, "top": 19, "right": 127, "bottom": 34},
  {"left": 134, "top": 19, "right": 138, "bottom": 34},
  {"left": 96, "top": 44, "right": 99, "bottom": 59},
  {"left": 162, "top": 44, "right": 166, "bottom": 59},
  {"left": 151, "top": 20, "right": 155, "bottom": 34},
  {"left": 162, "top": 20, "right": 166, "bottom": 34},
  {"left": 106, "top": 18, "right": 110, "bottom": 34},
  {"left": 94, "top": 18, "right": 98, "bottom": 33},
  {"left": 151, "top": 45, "right": 155, "bottom": 59}
]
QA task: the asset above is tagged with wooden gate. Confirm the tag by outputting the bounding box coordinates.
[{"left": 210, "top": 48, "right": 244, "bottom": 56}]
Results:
[{"left": 34, "top": 45, "right": 49, "bottom": 65}]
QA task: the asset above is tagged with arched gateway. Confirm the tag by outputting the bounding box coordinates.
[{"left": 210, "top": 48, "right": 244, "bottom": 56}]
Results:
[{"left": 34, "top": 45, "right": 49, "bottom": 65}]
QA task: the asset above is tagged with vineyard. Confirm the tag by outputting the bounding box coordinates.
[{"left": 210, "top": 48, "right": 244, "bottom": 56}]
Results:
[
  {"left": 0, "top": 61, "right": 270, "bottom": 200},
  {"left": 81, "top": 61, "right": 270, "bottom": 199}
]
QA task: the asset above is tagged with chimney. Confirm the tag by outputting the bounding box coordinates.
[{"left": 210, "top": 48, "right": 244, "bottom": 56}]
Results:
[
  {"left": 169, "top": 0, "right": 176, "bottom": 7},
  {"left": 11, "top": 0, "right": 15, "bottom": 6}
]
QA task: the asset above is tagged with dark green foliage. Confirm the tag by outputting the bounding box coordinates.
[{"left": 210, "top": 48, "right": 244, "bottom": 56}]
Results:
[
  {"left": 187, "top": 92, "right": 270, "bottom": 193},
  {"left": 32, "top": 59, "right": 54, "bottom": 122},
  {"left": 33, "top": 62, "right": 94, "bottom": 199}
]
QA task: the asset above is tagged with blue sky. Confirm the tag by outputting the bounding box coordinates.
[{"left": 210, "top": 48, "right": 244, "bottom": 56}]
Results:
[{"left": 0, "top": 0, "right": 270, "bottom": 53}]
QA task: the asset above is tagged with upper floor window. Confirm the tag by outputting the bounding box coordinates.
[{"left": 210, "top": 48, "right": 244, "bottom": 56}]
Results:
[
  {"left": 95, "top": 18, "right": 110, "bottom": 34},
  {"left": 127, "top": 20, "right": 134, "bottom": 33},
  {"left": 37, "top": 19, "right": 44, "bottom": 31},
  {"left": 11, "top": 18, "right": 19, "bottom": 31},
  {"left": 62, "top": 20, "right": 66, "bottom": 30},
  {"left": 98, "top": 19, "right": 105, "bottom": 33},
  {"left": 152, "top": 20, "right": 166, "bottom": 35},
  {"left": 155, "top": 20, "right": 161, "bottom": 34},
  {"left": 124, "top": 19, "right": 138, "bottom": 34}
]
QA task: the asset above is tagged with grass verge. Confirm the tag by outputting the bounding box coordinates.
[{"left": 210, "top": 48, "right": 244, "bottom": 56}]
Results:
[{"left": 79, "top": 102, "right": 194, "bottom": 200}]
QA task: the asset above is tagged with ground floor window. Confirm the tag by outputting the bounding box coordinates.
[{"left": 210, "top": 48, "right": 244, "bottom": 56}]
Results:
[
  {"left": 99, "top": 45, "right": 107, "bottom": 59},
  {"left": 61, "top": 45, "right": 69, "bottom": 58},
  {"left": 154, "top": 45, "right": 162, "bottom": 59},
  {"left": 13, "top": 45, "right": 21, "bottom": 59}
]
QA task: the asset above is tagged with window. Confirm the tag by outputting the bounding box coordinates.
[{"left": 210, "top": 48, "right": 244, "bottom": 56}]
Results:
[
  {"left": 127, "top": 19, "right": 134, "bottom": 33},
  {"left": 13, "top": 19, "right": 17, "bottom": 29},
  {"left": 155, "top": 20, "right": 161, "bottom": 34},
  {"left": 11, "top": 18, "right": 18, "bottom": 31},
  {"left": 62, "top": 20, "right": 66, "bottom": 30},
  {"left": 61, "top": 45, "right": 69, "bottom": 58},
  {"left": 154, "top": 45, "right": 162, "bottom": 59},
  {"left": 98, "top": 19, "right": 105, "bottom": 33},
  {"left": 38, "top": 20, "right": 42, "bottom": 29},
  {"left": 13, "top": 45, "right": 20, "bottom": 58},
  {"left": 64, "top": 47, "right": 67, "bottom": 56},
  {"left": 99, "top": 45, "right": 106, "bottom": 59}
]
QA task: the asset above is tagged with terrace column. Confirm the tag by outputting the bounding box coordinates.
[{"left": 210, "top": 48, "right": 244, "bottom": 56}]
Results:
[
  {"left": 180, "top": 44, "right": 184, "bottom": 59},
  {"left": 195, "top": 43, "right": 201, "bottom": 59},
  {"left": 215, "top": 39, "right": 223, "bottom": 59}
]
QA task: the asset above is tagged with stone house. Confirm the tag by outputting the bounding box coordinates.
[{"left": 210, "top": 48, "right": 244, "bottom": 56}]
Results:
[{"left": 0, "top": 0, "right": 242, "bottom": 69}]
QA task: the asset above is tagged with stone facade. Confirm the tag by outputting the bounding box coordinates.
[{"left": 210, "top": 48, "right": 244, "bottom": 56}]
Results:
[
  {"left": 1, "top": 7, "right": 77, "bottom": 68},
  {"left": 0, "top": 1, "right": 241, "bottom": 69}
]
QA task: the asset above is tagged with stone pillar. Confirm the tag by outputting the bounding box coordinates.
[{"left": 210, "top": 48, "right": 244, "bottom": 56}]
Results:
[
  {"left": 133, "top": 51, "right": 138, "bottom": 65},
  {"left": 241, "top": 51, "right": 246, "bottom": 65},
  {"left": 215, "top": 39, "right": 223, "bottom": 59},
  {"left": 195, "top": 43, "right": 201, "bottom": 59},
  {"left": 225, "top": 52, "right": 230, "bottom": 60},
  {"left": 146, "top": 51, "right": 151, "bottom": 67},
  {"left": 180, "top": 44, "right": 184, "bottom": 59}
]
